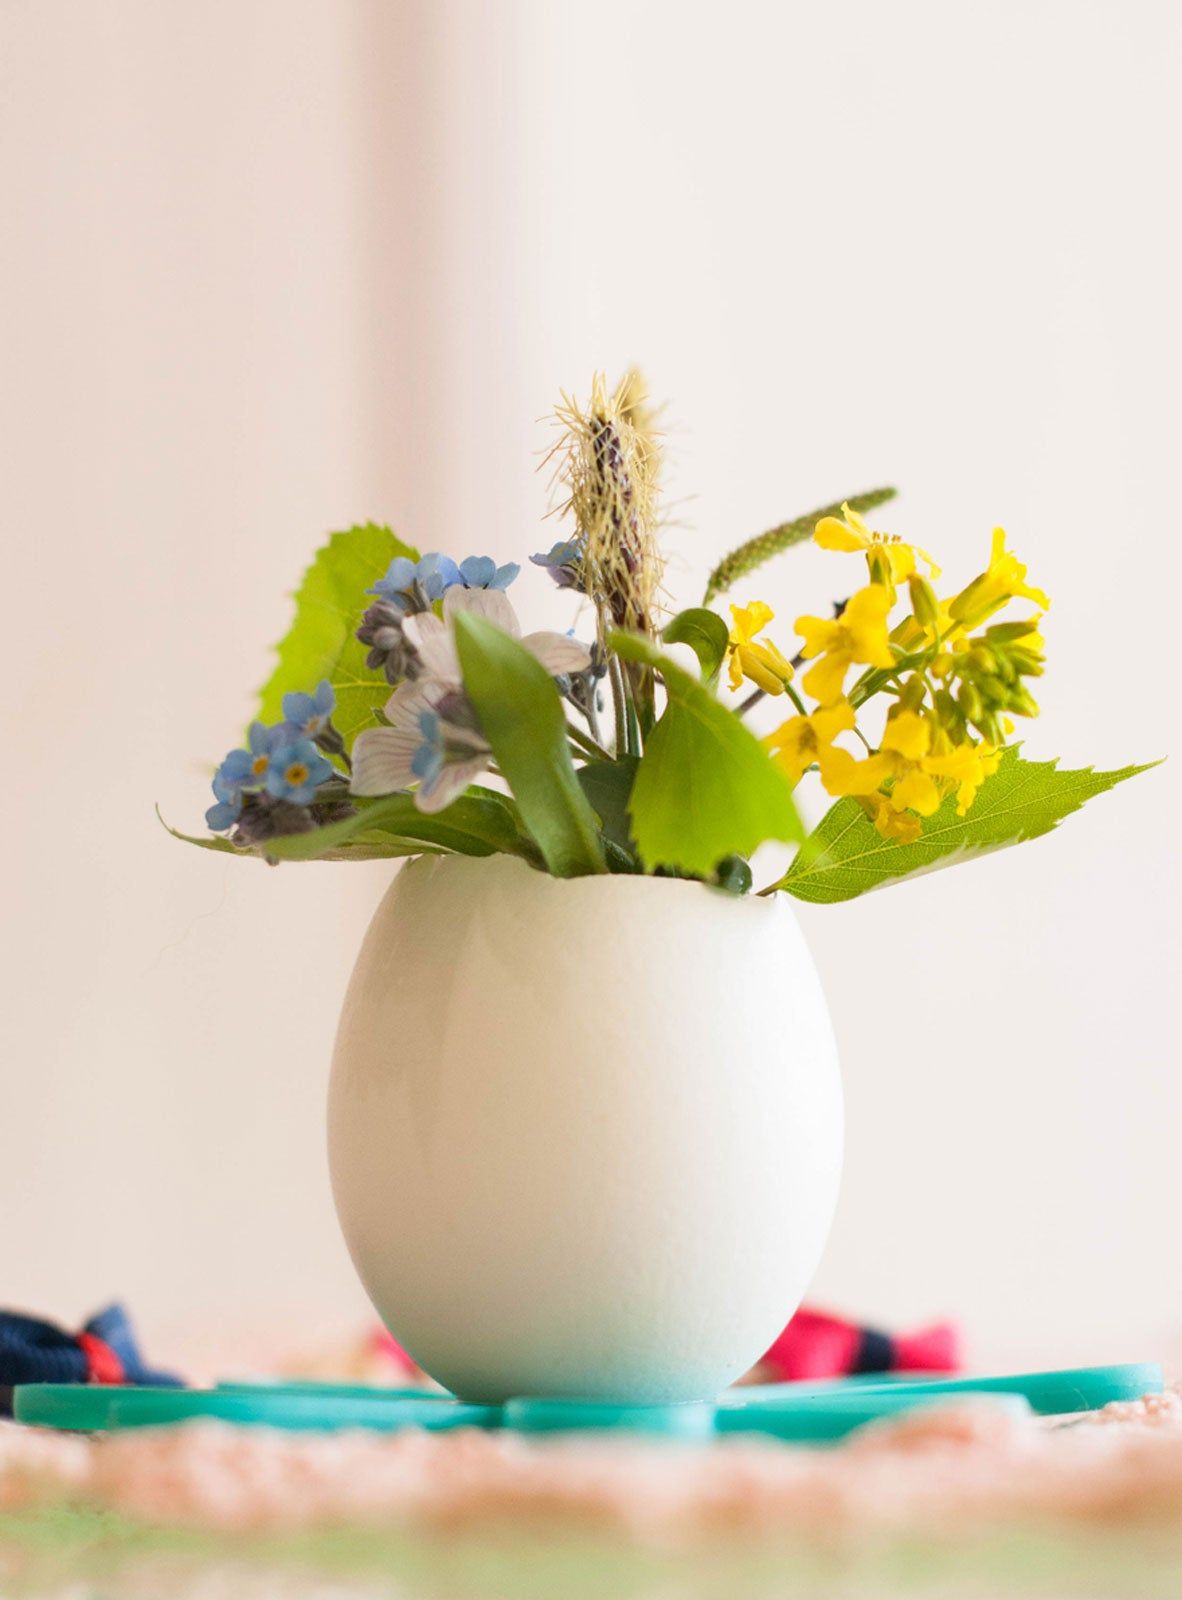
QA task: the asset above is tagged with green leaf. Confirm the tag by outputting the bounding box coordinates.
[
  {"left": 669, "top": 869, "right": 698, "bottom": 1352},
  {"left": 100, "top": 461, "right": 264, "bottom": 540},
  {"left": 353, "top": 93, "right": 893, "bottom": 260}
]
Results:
[
  {"left": 454, "top": 612, "right": 608, "bottom": 878},
  {"left": 255, "top": 522, "right": 420, "bottom": 750},
  {"left": 775, "top": 747, "right": 1158, "bottom": 904},
  {"left": 610, "top": 632, "right": 803, "bottom": 875},
  {"left": 157, "top": 809, "right": 241, "bottom": 854},
  {"left": 577, "top": 757, "right": 640, "bottom": 857},
  {"left": 158, "top": 791, "right": 530, "bottom": 864},
  {"left": 703, "top": 487, "right": 897, "bottom": 604},
  {"left": 662, "top": 608, "right": 729, "bottom": 681},
  {"left": 261, "top": 791, "right": 531, "bottom": 862}
]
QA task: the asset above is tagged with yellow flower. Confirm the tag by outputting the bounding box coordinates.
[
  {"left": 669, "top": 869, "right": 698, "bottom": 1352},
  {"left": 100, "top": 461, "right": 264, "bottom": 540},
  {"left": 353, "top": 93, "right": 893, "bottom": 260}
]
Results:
[
  {"left": 727, "top": 602, "right": 795, "bottom": 695},
  {"left": 815, "top": 503, "right": 940, "bottom": 584},
  {"left": 817, "top": 746, "right": 895, "bottom": 798},
  {"left": 923, "top": 742, "right": 1002, "bottom": 815},
  {"left": 880, "top": 708, "right": 932, "bottom": 762},
  {"left": 765, "top": 699, "right": 858, "bottom": 786},
  {"left": 795, "top": 585, "right": 896, "bottom": 705},
  {"left": 874, "top": 709, "right": 1002, "bottom": 822},
  {"left": 949, "top": 528, "right": 1050, "bottom": 628},
  {"left": 765, "top": 700, "right": 899, "bottom": 799},
  {"left": 867, "top": 795, "right": 923, "bottom": 844}
]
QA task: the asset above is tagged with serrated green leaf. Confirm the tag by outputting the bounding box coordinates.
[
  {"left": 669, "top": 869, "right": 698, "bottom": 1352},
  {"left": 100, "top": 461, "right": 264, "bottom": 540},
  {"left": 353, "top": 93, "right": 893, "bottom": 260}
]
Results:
[
  {"left": 775, "top": 747, "right": 1158, "bottom": 903},
  {"left": 255, "top": 522, "right": 420, "bottom": 750},
  {"left": 703, "top": 487, "right": 897, "bottom": 604},
  {"left": 610, "top": 631, "right": 803, "bottom": 875},
  {"left": 454, "top": 612, "right": 607, "bottom": 878},
  {"left": 662, "top": 608, "right": 729, "bottom": 681}
]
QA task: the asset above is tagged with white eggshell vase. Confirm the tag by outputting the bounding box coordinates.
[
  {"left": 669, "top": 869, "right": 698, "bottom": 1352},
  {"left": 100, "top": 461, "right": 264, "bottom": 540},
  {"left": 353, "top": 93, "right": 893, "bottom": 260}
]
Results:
[{"left": 328, "top": 853, "right": 843, "bottom": 1404}]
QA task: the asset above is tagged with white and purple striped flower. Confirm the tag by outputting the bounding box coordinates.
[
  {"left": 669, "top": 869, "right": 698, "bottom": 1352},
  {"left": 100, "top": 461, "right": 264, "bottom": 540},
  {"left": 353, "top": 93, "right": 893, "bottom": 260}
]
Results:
[{"left": 351, "top": 587, "right": 591, "bottom": 812}]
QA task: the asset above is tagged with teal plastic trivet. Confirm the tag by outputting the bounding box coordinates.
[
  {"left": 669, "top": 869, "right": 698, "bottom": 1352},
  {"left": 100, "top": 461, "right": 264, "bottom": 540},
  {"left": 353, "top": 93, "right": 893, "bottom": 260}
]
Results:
[
  {"left": 14, "top": 1361, "right": 1162, "bottom": 1438},
  {"left": 216, "top": 1380, "right": 442, "bottom": 1400},
  {"left": 12, "top": 1385, "right": 123, "bottom": 1433},
  {"left": 13, "top": 1384, "right": 499, "bottom": 1434},
  {"left": 719, "top": 1362, "right": 1164, "bottom": 1418},
  {"left": 503, "top": 1397, "right": 716, "bottom": 1438},
  {"left": 717, "top": 1389, "right": 1033, "bottom": 1441}
]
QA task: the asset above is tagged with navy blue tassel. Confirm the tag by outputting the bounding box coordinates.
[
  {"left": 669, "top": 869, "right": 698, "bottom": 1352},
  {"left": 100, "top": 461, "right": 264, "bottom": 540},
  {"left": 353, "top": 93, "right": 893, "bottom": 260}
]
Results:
[{"left": 0, "top": 1303, "right": 183, "bottom": 1416}]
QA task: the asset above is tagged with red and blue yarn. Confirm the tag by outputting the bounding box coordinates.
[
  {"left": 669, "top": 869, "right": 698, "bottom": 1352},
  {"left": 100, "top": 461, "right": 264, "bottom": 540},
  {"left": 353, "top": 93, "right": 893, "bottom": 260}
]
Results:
[
  {"left": 760, "top": 1307, "right": 961, "bottom": 1382},
  {"left": 0, "top": 1303, "right": 182, "bottom": 1415}
]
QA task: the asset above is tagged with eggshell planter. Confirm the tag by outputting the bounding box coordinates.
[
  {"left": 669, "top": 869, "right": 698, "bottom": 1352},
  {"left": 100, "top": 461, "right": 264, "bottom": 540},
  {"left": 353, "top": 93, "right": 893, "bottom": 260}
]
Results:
[{"left": 328, "top": 853, "right": 843, "bottom": 1405}]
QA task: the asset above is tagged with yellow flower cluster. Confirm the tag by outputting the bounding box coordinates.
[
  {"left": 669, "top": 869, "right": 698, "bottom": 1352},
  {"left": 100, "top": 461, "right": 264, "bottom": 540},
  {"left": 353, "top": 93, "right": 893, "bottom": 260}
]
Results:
[
  {"left": 724, "top": 504, "right": 1049, "bottom": 845},
  {"left": 726, "top": 602, "right": 796, "bottom": 696}
]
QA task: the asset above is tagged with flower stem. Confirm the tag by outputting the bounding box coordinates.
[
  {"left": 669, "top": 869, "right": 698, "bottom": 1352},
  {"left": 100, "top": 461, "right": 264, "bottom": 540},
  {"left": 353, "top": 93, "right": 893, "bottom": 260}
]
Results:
[
  {"left": 608, "top": 653, "right": 628, "bottom": 756},
  {"left": 567, "top": 723, "right": 614, "bottom": 762},
  {"left": 625, "top": 693, "right": 641, "bottom": 757}
]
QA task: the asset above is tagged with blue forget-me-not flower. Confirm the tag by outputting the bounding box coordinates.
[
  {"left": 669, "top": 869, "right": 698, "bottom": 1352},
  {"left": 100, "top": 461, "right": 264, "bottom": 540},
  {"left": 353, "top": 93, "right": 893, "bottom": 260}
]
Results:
[
  {"left": 265, "top": 740, "right": 335, "bottom": 805},
  {"left": 368, "top": 552, "right": 462, "bottom": 611},
  {"left": 530, "top": 539, "right": 586, "bottom": 592},
  {"left": 457, "top": 555, "right": 520, "bottom": 591},
  {"left": 205, "top": 769, "right": 244, "bottom": 832},
  {"left": 206, "top": 720, "right": 335, "bottom": 833},
  {"left": 282, "top": 680, "right": 335, "bottom": 740}
]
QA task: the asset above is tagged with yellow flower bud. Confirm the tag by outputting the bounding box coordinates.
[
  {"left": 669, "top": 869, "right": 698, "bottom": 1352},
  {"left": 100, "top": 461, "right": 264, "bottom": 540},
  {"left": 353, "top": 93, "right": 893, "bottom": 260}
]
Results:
[
  {"left": 978, "top": 673, "right": 1008, "bottom": 704},
  {"left": 934, "top": 688, "right": 962, "bottom": 729},
  {"left": 897, "top": 673, "right": 927, "bottom": 713},
  {"left": 1007, "top": 647, "right": 1044, "bottom": 677},
  {"left": 1010, "top": 687, "right": 1041, "bottom": 719},
  {"left": 957, "top": 682, "right": 983, "bottom": 723},
  {"left": 907, "top": 575, "right": 940, "bottom": 632}
]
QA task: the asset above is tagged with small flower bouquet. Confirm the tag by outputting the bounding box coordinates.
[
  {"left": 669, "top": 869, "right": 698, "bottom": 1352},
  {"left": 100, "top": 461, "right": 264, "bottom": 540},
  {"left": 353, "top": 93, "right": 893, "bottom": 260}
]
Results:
[{"left": 172, "top": 373, "right": 1149, "bottom": 901}]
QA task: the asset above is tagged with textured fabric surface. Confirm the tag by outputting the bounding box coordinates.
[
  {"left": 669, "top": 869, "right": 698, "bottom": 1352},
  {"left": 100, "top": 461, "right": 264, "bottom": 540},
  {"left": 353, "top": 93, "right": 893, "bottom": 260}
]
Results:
[
  {"left": 1, "top": 1394, "right": 1180, "bottom": 1598},
  {"left": 0, "top": 1389, "right": 1178, "bottom": 1531}
]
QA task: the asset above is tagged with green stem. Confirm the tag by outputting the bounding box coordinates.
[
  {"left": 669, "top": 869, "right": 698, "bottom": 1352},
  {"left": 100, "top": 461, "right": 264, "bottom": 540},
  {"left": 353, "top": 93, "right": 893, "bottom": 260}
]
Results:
[
  {"left": 783, "top": 682, "right": 809, "bottom": 717},
  {"left": 625, "top": 694, "right": 641, "bottom": 757},
  {"left": 608, "top": 653, "right": 628, "bottom": 757},
  {"left": 850, "top": 650, "right": 926, "bottom": 709},
  {"left": 567, "top": 723, "right": 614, "bottom": 763}
]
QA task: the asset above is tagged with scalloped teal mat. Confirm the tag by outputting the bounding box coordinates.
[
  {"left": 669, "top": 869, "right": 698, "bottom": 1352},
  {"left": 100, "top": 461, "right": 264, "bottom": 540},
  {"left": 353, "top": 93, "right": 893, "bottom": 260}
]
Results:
[{"left": 12, "top": 1362, "right": 1161, "bottom": 1441}]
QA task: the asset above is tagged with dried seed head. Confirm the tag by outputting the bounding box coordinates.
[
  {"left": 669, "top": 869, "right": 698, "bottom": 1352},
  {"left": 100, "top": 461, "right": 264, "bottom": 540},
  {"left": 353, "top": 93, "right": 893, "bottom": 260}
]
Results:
[{"left": 551, "top": 371, "right": 663, "bottom": 645}]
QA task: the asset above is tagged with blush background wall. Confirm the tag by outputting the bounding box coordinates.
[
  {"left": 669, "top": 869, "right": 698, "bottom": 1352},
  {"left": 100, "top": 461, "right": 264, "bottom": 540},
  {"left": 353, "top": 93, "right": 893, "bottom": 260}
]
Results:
[{"left": 2, "top": 0, "right": 1179, "bottom": 1372}]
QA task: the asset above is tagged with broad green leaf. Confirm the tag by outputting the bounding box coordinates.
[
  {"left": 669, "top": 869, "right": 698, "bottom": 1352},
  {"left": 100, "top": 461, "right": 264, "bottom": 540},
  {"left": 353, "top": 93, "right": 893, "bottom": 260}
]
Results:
[
  {"left": 577, "top": 757, "right": 640, "bottom": 857},
  {"left": 157, "top": 810, "right": 241, "bottom": 855},
  {"left": 261, "top": 791, "right": 531, "bottom": 863},
  {"left": 162, "top": 820, "right": 436, "bottom": 863},
  {"left": 703, "top": 487, "right": 897, "bottom": 604},
  {"left": 454, "top": 612, "right": 608, "bottom": 877},
  {"left": 662, "top": 608, "right": 729, "bottom": 681},
  {"left": 775, "top": 747, "right": 1157, "bottom": 904},
  {"left": 308, "top": 840, "right": 447, "bottom": 862},
  {"left": 610, "top": 631, "right": 803, "bottom": 875},
  {"left": 255, "top": 522, "right": 420, "bottom": 750},
  {"left": 159, "top": 790, "right": 530, "bottom": 864}
]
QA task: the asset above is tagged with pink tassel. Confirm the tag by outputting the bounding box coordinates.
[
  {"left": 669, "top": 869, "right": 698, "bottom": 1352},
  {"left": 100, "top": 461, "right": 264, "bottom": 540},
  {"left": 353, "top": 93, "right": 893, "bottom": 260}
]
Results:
[
  {"left": 759, "top": 1307, "right": 962, "bottom": 1383},
  {"left": 369, "top": 1327, "right": 420, "bottom": 1375}
]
